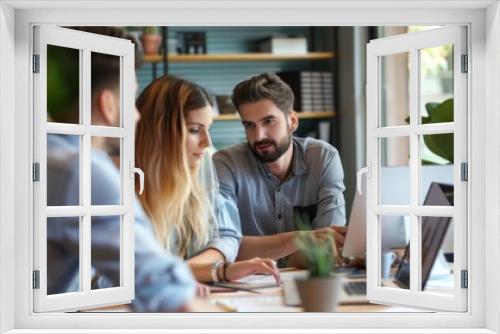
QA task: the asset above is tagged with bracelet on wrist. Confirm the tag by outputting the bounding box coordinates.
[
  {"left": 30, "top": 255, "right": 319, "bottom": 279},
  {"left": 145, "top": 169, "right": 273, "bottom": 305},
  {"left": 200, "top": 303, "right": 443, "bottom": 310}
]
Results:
[
  {"left": 210, "top": 260, "right": 223, "bottom": 283},
  {"left": 223, "top": 262, "right": 231, "bottom": 282},
  {"left": 216, "top": 261, "right": 224, "bottom": 282}
]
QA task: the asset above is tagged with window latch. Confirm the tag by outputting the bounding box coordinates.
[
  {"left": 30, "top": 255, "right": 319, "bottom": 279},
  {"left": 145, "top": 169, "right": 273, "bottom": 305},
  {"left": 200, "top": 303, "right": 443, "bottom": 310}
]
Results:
[
  {"left": 130, "top": 162, "right": 145, "bottom": 195},
  {"left": 356, "top": 163, "right": 371, "bottom": 195}
]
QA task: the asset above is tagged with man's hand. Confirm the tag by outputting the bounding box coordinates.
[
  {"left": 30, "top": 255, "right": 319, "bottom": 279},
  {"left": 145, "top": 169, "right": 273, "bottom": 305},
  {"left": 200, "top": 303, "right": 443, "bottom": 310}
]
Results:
[{"left": 312, "top": 226, "right": 348, "bottom": 265}]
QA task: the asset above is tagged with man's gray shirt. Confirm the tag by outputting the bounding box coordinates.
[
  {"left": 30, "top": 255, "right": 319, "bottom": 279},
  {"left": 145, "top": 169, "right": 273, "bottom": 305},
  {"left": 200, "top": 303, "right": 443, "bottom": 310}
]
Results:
[{"left": 213, "top": 137, "right": 346, "bottom": 237}]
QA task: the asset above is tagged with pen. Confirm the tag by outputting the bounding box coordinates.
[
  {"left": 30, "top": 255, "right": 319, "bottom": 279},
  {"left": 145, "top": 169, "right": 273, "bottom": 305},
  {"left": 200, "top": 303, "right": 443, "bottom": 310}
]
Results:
[
  {"left": 213, "top": 283, "right": 262, "bottom": 294},
  {"left": 215, "top": 301, "right": 237, "bottom": 312}
]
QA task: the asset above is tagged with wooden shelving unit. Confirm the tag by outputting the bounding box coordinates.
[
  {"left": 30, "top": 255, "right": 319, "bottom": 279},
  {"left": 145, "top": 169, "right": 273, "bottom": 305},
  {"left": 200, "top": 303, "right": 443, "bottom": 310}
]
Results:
[
  {"left": 141, "top": 27, "right": 339, "bottom": 146},
  {"left": 144, "top": 52, "right": 335, "bottom": 63},
  {"left": 213, "top": 111, "right": 335, "bottom": 121}
]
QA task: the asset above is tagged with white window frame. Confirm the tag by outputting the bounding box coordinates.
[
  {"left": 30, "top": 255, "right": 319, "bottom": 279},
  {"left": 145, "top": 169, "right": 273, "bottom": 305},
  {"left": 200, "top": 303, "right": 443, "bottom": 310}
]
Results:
[
  {"left": 32, "top": 26, "right": 136, "bottom": 312},
  {"left": 0, "top": 1, "right": 499, "bottom": 333},
  {"left": 365, "top": 26, "right": 467, "bottom": 312}
]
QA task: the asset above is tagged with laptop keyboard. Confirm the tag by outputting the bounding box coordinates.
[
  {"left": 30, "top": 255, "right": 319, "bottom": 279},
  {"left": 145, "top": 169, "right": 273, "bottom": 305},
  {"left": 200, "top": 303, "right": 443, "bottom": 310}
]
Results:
[{"left": 343, "top": 281, "right": 367, "bottom": 296}]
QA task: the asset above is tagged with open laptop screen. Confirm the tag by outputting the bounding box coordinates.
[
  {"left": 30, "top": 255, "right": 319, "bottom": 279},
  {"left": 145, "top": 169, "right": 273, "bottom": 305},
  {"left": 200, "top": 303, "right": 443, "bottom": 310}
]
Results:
[{"left": 395, "top": 182, "right": 453, "bottom": 289}]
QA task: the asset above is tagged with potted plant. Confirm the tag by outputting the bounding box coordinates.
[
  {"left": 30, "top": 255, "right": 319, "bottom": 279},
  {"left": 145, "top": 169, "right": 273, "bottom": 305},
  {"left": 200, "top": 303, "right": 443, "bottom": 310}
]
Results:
[
  {"left": 293, "top": 214, "right": 344, "bottom": 312},
  {"left": 141, "top": 26, "right": 162, "bottom": 55}
]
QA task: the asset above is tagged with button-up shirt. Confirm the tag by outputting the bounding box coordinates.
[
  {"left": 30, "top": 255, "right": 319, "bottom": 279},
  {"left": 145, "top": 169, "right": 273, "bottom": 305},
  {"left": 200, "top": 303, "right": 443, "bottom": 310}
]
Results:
[{"left": 213, "top": 137, "right": 346, "bottom": 237}]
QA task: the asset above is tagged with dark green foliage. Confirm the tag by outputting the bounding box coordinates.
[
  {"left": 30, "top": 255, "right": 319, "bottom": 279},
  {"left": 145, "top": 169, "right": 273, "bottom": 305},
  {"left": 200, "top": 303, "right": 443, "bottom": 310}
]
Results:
[
  {"left": 405, "top": 98, "right": 454, "bottom": 164},
  {"left": 47, "top": 45, "right": 79, "bottom": 122},
  {"left": 421, "top": 98, "right": 454, "bottom": 163}
]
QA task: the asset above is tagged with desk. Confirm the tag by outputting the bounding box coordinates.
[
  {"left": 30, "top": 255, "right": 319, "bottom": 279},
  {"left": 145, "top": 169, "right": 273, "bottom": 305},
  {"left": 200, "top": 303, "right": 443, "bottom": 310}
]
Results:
[
  {"left": 208, "top": 269, "right": 423, "bottom": 313},
  {"left": 86, "top": 269, "right": 425, "bottom": 313}
]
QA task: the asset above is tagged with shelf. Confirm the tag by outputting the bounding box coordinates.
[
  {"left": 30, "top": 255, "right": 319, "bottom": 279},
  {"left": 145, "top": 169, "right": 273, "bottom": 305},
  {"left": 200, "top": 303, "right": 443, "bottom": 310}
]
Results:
[
  {"left": 213, "top": 111, "right": 335, "bottom": 121},
  {"left": 144, "top": 52, "right": 335, "bottom": 63}
]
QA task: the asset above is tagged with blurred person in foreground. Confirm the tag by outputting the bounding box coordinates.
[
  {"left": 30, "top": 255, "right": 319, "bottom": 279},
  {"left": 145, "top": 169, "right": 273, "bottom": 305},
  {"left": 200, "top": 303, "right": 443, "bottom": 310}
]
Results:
[{"left": 47, "top": 27, "right": 197, "bottom": 312}]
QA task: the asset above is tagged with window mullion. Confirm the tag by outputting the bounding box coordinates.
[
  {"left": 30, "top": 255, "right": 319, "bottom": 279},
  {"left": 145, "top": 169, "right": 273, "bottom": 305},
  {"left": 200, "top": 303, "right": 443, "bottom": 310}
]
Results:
[
  {"left": 409, "top": 47, "right": 420, "bottom": 294},
  {"left": 81, "top": 48, "right": 92, "bottom": 293},
  {"left": 121, "top": 45, "right": 135, "bottom": 297},
  {"left": 45, "top": 123, "right": 128, "bottom": 138},
  {"left": 46, "top": 206, "right": 126, "bottom": 217},
  {"left": 415, "top": 123, "right": 454, "bottom": 135}
]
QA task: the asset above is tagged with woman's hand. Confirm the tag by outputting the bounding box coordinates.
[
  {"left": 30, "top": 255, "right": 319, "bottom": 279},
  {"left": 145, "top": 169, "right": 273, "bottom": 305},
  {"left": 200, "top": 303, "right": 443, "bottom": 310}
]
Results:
[{"left": 225, "top": 257, "right": 280, "bottom": 286}]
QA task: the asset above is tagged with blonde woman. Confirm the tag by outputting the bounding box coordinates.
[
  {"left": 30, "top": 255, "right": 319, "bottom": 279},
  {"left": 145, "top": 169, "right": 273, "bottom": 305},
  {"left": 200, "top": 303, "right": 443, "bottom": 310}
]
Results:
[{"left": 135, "top": 76, "right": 280, "bottom": 288}]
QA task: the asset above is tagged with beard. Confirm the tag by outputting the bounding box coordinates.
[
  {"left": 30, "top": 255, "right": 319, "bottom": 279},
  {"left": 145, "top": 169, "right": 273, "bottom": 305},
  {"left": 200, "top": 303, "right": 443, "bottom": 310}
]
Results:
[{"left": 249, "top": 132, "right": 292, "bottom": 163}]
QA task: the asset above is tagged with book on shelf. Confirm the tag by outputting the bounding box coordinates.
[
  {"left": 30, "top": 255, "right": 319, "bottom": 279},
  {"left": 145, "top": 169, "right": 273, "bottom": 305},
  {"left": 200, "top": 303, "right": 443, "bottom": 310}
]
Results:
[
  {"left": 277, "top": 70, "right": 335, "bottom": 112},
  {"left": 215, "top": 95, "right": 237, "bottom": 115},
  {"left": 176, "top": 31, "right": 207, "bottom": 54},
  {"left": 211, "top": 95, "right": 220, "bottom": 116},
  {"left": 257, "top": 36, "right": 307, "bottom": 54}
]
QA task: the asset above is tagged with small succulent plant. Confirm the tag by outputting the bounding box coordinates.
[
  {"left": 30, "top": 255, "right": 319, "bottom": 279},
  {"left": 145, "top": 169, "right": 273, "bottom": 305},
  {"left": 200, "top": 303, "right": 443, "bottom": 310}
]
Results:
[{"left": 294, "top": 213, "right": 336, "bottom": 278}]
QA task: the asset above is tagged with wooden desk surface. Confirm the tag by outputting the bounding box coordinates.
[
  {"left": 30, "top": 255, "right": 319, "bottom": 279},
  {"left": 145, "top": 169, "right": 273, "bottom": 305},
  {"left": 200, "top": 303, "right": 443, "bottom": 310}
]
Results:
[
  {"left": 207, "top": 269, "right": 422, "bottom": 313},
  {"left": 87, "top": 269, "right": 424, "bottom": 313},
  {"left": 208, "top": 288, "right": 420, "bottom": 313}
]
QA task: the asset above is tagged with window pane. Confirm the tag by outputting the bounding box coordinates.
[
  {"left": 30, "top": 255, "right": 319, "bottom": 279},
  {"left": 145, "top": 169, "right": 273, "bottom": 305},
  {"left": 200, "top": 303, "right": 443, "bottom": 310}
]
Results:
[
  {"left": 420, "top": 134, "right": 454, "bottom": 205},
  {"left": 91, "top": 137, "right": 121, "bottom": 205},
  {"left": 420, "top": 216, "right": 454, "bottom": 295},
  {"left": 380, "top": 52, "right": 410, "bottom": 127},
  {"left": 91, "top": 52, "right": 121, "bottom": 127},
  {"left": 380, "top": 215, "right": 410, "bottom": 290},
  {"left": 379, "top": 137, "right": 410, "bottom": 205},
  {"left": 47, "top": 45, "right": 80, "bottom": 124},
  {"left": 419, "top": 44, "right": 454, "bottom": 124},
  {"left": 47, "top": 216, "right": 80, "bottom": 295},
  {"left": 47, "top": 134, "right": 81, "bottom": 206},
  {"left": 91, "top": 215, "right": 121, "bottom": 289}
]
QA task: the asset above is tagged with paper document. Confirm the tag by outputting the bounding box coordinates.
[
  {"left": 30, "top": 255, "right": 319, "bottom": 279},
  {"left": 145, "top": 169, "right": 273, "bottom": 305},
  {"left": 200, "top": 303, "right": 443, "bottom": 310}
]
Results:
[{"left": 214, "top": 274, "right": 279, "bottom": 290}]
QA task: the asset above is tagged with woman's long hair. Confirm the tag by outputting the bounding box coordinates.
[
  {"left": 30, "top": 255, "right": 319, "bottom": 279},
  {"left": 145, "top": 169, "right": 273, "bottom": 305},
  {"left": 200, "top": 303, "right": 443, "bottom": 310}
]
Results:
[{"left": 135, "top": 76, "right": 213, "bottom": 258}]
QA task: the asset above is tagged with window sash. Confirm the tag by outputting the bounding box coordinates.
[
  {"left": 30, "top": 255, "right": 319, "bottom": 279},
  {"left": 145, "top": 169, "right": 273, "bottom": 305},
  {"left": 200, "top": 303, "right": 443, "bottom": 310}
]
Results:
[
  {"left": 366, "top": 26, "right": 468, "bottom": 312},
  {"left": 32, "top": 26, "right": 136, "bottom": 312}
]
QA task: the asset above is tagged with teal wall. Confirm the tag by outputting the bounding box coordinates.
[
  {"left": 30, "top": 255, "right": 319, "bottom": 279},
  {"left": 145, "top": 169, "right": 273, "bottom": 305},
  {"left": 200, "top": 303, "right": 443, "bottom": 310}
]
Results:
[{"left": 136, "top": 26, "right": 334, "bottom": 149}]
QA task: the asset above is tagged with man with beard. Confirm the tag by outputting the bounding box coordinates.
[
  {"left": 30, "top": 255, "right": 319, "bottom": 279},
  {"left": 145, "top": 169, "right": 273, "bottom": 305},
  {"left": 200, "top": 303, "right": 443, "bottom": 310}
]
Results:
[{"left": 213, "top": 73, "right": 346, "bottom": 267}]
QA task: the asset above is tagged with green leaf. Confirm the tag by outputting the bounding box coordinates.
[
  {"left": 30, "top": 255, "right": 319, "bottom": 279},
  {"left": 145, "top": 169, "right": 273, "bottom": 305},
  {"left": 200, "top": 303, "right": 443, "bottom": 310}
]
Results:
[
  {"left": 423, "top": 98, "right": 454, "bottom": 163},
  {"left": 406, "top": 98, "right": 454, "bottom": 164},
  {"left": 423, "top": 99, "right": 453, "bottom": 124},
  {"left": 294, "top": 213, "right": 336, "bottom": 278}
]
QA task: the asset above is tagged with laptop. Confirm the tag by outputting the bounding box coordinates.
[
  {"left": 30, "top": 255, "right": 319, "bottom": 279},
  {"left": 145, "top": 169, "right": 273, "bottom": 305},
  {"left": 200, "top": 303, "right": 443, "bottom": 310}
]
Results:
[
  {"left": 283, "top": 182, "right": 453, "bottom": 306},
  {"left": 388, "top": 182, "right": 453, "bottom": 290}
]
